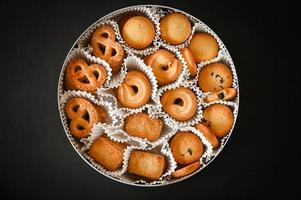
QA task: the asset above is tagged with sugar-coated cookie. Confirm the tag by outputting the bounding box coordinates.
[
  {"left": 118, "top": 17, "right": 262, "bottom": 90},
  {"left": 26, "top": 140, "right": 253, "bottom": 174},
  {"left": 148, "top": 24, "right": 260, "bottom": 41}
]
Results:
[
  {"left": 121, "top": 16, "right": 155, "bottom": 49},
  {"left": 160, "top": 12, "right": 191, "bottom": 45}
]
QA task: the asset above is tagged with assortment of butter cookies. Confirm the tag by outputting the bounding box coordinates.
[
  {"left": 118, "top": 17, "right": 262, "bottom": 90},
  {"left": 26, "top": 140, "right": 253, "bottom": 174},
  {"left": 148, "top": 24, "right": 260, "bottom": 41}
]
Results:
[{"left": 58, "top": 6, "right": 239, "bottom": 185}]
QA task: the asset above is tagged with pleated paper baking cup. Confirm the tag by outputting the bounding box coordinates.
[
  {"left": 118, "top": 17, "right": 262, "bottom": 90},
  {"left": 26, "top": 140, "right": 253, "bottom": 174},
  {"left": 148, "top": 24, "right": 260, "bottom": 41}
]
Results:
[
  {"left": 58, "top": 5, "right": 239, "bottom": 187},
  {"left": 105, "top": 105, "right": 178, "bottom": 149},
  {"left": 96, "top": 55, "right": 159, "bottom": 114}
]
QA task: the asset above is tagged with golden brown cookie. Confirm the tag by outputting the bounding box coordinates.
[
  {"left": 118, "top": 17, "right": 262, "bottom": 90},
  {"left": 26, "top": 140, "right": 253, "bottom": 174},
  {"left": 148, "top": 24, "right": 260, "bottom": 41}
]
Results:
[
  {"left": 88, "top": 134, "right": 127, "bottom": 171},
  {"left": 95, "top": 105, "right": 110, "bottom": 124},
  {"left": 65, "top": 98, "right": 107, "bottom": 138},
  {"left": 195, "top": 123, "right": 219, "bottom": 149},
  {"left": 170, "top": 131, "right": 203, "bottom": 165},
  {"left": 198, "top": 63, "right": 233, "bottom": 92},
  {"left": 144, "top": 49, "right": 182, "bottom": 85},
  {"left": 188, "top": 33, "right": 219, "bottom": 62},
  {"left": 161, "top": 87, "right": 197, "bottom": 121},
  {"left": 203, "top": 104, "right": 234, "bottom": 137},
  {"left": 91, "top": 25, "right": 125, "bottom": 74},
  {"left": 171, "top": 161, "right": 201, "bottom": 178},
  {"left": 65, "top": 59, "right": 106, "bottom": 92},
  {"left": 180, "top": 48, "right": 197, "bottom": 77},
  {"left": 204, "top": 88, "right": 237, "bottom": 102},
  {"left": 160, "top": 12, "right": 192, "bottom": 45},
  {"left": 116, "top": 71, "right": 151, "bottom": 108},
  {"left": 121, "top": 16, "right": 155, "bottom": 49},
  {"left": 128, "top": 150, "right": 166, "bottom": 180},
  {"left": 124, "top": 113, "right": 163, "bottom": 141}
]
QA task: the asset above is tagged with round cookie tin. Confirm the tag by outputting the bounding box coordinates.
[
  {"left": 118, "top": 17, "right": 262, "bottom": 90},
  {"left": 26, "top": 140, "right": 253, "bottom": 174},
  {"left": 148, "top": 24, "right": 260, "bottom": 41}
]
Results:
[{"left": 57, "top": 5, "right": 239, "bottom": 186}]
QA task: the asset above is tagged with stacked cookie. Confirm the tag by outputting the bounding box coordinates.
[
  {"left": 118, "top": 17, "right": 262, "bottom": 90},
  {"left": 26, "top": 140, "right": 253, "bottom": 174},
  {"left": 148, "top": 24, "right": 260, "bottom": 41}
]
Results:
[{"left": 58, "top": 6, "right": 239, "bottom": 186}]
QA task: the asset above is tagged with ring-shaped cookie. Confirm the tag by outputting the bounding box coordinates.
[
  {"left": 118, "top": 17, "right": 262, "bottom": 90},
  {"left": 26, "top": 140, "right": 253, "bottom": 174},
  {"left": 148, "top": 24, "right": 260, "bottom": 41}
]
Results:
[
  {"left": 116, "top": 71, "right": 151, "bottom": 108},
  {"left": 161, "top": 87, "right": 197, "bottom": 121}
]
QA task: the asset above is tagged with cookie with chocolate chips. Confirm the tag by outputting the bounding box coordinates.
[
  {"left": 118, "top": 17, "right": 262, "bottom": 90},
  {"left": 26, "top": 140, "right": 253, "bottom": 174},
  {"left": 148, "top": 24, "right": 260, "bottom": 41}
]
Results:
[
  {"left": 170, "top": 131, "right": 203, "bottom": 165},
  {"left": 198, "top": 62, "right": 233, "bottom": 92}
]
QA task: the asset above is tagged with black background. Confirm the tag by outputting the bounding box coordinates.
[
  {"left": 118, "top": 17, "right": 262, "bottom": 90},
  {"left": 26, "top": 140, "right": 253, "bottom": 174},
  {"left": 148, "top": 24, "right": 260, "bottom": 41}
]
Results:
[{"left": 1, "top": 0, "right": 299, "bottom": 199}]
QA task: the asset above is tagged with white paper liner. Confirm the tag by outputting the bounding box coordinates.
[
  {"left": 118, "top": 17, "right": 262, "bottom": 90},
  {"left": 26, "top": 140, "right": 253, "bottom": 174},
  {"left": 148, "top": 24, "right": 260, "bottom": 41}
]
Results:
[
  {"left": 104, "top": 105, "right": 178, "bottom": 150},
  {"left": 201, "top": 101, "right": 238, "bottom": 158},
  {"left": 58, "top": 48, "right": 112, "bottom": 98},
  {"left": 109, "top": 6, "right": 161, "bottom": 56},
  {"left": 121, "top": 143, "right": 177, "bottom": 184},
  {"left": 156, "top": 80, "right": 203, "bottom": 128}
]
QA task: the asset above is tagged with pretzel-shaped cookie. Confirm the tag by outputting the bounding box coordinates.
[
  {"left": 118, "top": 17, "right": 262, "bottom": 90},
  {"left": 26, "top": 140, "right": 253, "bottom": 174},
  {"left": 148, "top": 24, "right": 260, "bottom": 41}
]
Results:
[
  {"left": 91, "top": 26, "right": 125, "bottom": 74},
  {"left": 65, "top": 98, "right": 101, "bottom": 138},
  {"left": 65, "top": 59, "right": 106, "bottom": 92}
]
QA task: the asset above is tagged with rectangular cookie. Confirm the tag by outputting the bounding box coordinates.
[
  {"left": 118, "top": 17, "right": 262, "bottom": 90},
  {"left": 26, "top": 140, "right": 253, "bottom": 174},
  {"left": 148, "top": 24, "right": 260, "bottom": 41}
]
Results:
[
  {"left": 124, "top": 113, "right": 163, "bottom": 141},
  {"left": 128, "top": 150, "right": 166, "bottom": 180},
  {"left": 88, "top": 134, "right": 127, "bottom": 171}
]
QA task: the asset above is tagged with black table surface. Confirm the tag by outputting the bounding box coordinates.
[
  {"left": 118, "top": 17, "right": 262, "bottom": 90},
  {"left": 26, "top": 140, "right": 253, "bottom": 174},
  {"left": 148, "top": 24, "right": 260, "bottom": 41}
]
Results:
[{"left": 1, "top": 0, "right": 299, "bottom": 199}]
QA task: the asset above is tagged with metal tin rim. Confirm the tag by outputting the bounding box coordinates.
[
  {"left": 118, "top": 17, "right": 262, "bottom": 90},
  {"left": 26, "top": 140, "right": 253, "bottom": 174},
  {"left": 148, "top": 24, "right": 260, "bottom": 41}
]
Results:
[{"left": 57, "top": 4, "right": 240, "bottom": 187}]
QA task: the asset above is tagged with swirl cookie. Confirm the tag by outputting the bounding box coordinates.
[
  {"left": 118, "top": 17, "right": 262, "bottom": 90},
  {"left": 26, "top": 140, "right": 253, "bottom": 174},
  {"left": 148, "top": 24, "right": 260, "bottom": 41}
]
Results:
[
  {"left": 161, "top": 87, "right": 197, "bottom": 121},
  {"left": 144, "top": 49, "right": 182, "bottom": 85},
  {"left": 91, "top": 25, "right": 125, "bottom": 74},
  {"left": 116, "top": 71, "right": 151, "bottom": 108},
  {"left": 65, "top": 59, "right": 106, "bottom": 92}
]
